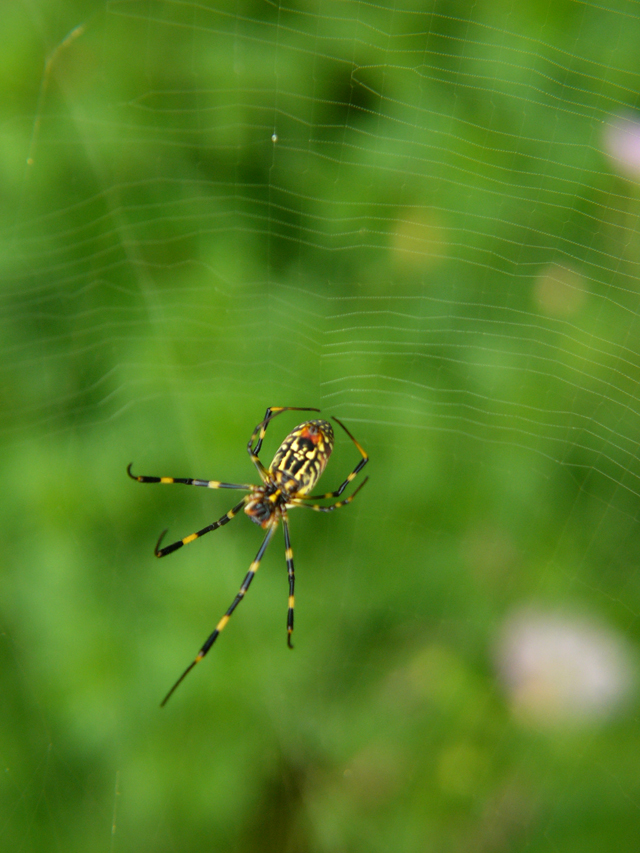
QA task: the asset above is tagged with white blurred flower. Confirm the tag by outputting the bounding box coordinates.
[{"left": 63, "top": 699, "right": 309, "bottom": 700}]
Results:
[
  {"left": 604, "top": 114, "right": 640, "bottom": 181},
  {"left": 495, "top": 607, "right": 635, "bottom": 726}
]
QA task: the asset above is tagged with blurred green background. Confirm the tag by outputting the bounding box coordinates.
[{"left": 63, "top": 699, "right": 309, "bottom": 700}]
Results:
[{"left": 3, "top": 1, "right": 640, "bottom": 851}]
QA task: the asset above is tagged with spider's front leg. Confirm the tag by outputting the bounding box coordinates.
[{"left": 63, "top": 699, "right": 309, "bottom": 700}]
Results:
[{"left": 247, "top": 407, "right": 321, "bottom": 476}]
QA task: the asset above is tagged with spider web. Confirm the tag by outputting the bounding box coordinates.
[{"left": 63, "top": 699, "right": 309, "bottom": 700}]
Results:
[{"left": 3, "top": 1, "right": 640, "bottom": 851}]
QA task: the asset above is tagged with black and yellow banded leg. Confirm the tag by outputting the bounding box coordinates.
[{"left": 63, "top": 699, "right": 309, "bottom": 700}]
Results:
[
  {"left": 160, "top": 522, "right": 277, "bottom": 706},
  {"left": 127, "top": 463, "right": 252, "bottom": 492},
  {"left": 154, "top": 498, "right": 248, "bottom": 557},
  {"left": 295, "top": 476, "right": 369, "bottom": 513},
  {"left": 303, "top": 416, "right": 369, "bottom": 500},
  {"left": 282, "top": 512, "right": 295, "bottom": 649},
  {"left": 247, "top": 407, "right": 321, "bottom": 477}
]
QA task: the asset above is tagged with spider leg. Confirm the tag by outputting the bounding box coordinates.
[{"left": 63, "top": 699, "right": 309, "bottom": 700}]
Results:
[
  {"left": 160, "top": 521, "right": 278, "bottom": 706},
  {"left": 154, "top": 497, "right": 248, "bottom": 557},
  {"left": 247, "top": 407, "right": 321, "bottom": 480},
  {"left": 128, "top": 463, "right": 253, "bottom": 491},
  {"left": 303, "top": 416, "right": 368, "bottom": 499},
  {"left": 293, "top": 476, "right": 369, "bottom": 512},
  {"left": 281, "top": 511, "right": 295, "bottom": 648}
]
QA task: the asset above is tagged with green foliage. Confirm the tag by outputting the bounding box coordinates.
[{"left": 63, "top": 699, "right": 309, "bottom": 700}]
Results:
[{"left": 2, "top": 1, "right": 640, "bottom": 851}]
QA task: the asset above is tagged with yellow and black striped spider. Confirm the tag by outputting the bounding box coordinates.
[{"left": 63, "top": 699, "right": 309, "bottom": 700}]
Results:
[{"left": 128, "top": 406, "right": 368, "bottom": 705}]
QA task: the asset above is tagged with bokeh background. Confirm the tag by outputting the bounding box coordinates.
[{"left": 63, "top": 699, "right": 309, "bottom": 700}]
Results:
[{"left": 3, "top": 1, "right": 640, "bottom": 851}]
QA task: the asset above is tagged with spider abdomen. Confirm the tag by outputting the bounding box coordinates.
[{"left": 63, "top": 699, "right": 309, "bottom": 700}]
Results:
[{"left": 269, "top": 419, "right": 334, "bottom": 496}]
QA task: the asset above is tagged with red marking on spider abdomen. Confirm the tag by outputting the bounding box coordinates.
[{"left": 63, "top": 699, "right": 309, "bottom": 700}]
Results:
[{"left": 300, "top": 427, "right": 321, "bottom": 444}]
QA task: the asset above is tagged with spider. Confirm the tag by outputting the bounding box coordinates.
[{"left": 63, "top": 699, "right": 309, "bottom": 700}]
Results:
[{"left": 128, "top": 406, "right": 368, "bottom": 705}]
